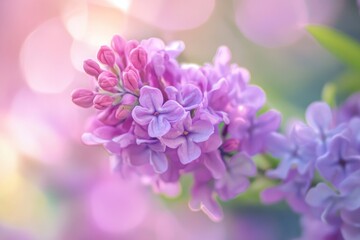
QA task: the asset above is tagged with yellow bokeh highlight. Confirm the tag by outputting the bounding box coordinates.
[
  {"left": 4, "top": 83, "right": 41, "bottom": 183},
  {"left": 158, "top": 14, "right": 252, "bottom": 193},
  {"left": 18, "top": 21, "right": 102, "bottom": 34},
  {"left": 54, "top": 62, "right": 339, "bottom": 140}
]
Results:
[{"left": 0, "top": 136, "right": 59, "bottom": 238}]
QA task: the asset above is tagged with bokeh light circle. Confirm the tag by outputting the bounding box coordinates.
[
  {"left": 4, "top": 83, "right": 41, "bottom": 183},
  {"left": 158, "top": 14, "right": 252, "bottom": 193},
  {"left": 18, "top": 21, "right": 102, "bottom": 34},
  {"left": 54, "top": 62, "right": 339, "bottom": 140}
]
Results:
[
  {"left": 235, "top": 0, "right": 308, "bottom": 47},
  {"left": 104, "top": 0, "right": 215, "bottom": 31},
  {"left": 20, "top": 18, "right": 75, "bottom": 93},
  {"left": 88, "top": 177, "right": 148, "bottom": 234},
  {"left": 0, "top": 135, "right": 18, "bottom": 178}
]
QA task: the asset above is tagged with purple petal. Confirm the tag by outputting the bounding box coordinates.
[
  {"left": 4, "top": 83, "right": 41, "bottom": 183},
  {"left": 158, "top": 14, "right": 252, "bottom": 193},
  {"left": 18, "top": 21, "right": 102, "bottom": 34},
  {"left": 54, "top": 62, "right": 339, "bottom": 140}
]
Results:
[
  {"left": 291, "top": 122, "right": 317, "bottom": 144},
  {"left": 208, "top": 78, "right": 229, "bottom": 108},
  {"left": 132, "top": 106, "right": 154, "bottom": 125},
  {"left": 104, "top": 142, "right": 122, "bottom": 154},
  {"left": 265, "top": 132, "right": 291, "bottom": 158},
  {"left": 150, "top": 151, "right": 168, "bottom": 173},
  {"left": 203, "top": 151, "right": 226, "bottom": 179},
  {"left": 92, "top": 126, "right": 118, "bottom": 140},
  {"left": 306, "top": 102, "right": 333, "bottom": 132},
  {"left": 341, "top": 208, "right": 360, "bottom": 228},
  {"left": 140, "top": 37, "right": 165, "bottom": 54},
  {"left": 151, "top": 53, "right": 165, "bottom": 77},
  {"left": 317, "top": 137, "right": 357, "bottom": 186},
  {"left": 261, "top": 186, "right": 286, "bottom": 204},
  {"left": 123, "top": 144, "right": 149, "bottom": 166},
  {"left": 342, "top": 224, "right": 360, "bottom": 240},
  {"left": 180, "top": 84, "right": 202, "bottom": 110},
  {"left": 161, "top": 131, "right": 185, "bottom": 148},
  {"left": 134, "top": 124, "right": 150, "bottom": 139},
  {"left": 200, "top": 133, "right": 223, "bottom": 153},
  {"left": 182, "top": 113, "right": 193, "bottom": 130},
  {"left": 216, "top": 175, "right": 250, "bottom": 200},
  {"left": 112, "top": 133, "right": 135, "bottom": 148},
  {"left": 240, "top": 85, "right": 266, "bottom": 110},
  {"left": 305, "top": 183, "right": 336, "bottom": 207},
  {"left": 139, "top": 86, "right": 163, "bottom": 111},
  {"left": 178, "top": 139, "right": 201, "bottom": 164},
  {"left": 349, "top": 117, "right": 360, "bottom": 148},
  {"left": 340, "top": 170, "right": 360, "bottom": 194},
  {"left": 160, "top": 100, "right": 185, "bottom": 122},
  {"left": 229, "top": 153, "right": 257, "bottom": 177},
  {"left": 165, "top": 40, "right": 185, "bottom": 58},
  {"left": 214, "top": 153, "right": 256, "bottom": 200},
  {"left": 81, "top": 133, "right": 108, "bottom": 145},
  {"left": 148, "top": 116, "right": 171, "bottom": 137},
  {"left": 254, "top": 110, "right": 282, "bottom": 135},
  {"left": 342, "top": 188, "right": 360, "bottom": 211},
  {"left": 189, "top": 120, "right": 214, "bottom": 143},
  {"left": 267, "top": 159, "right": 293, "bottom": 179},
  {"left": 213, "top": 46, "right": 231, "bottom": 66},
  {"left": 189, "top": 184, "right": 223, "bottom": 222},
  {"left": 164, "top": 86, "right": 178, "bottom": 100},
  {"left": 147, "top": 140, "right": 166, "bottom": 152}
]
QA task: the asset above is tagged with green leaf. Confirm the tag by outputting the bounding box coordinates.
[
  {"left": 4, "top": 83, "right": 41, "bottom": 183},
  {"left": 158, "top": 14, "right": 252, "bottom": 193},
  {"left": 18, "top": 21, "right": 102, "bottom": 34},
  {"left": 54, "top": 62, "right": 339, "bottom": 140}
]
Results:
[
  {"left": 307, "top": 25, "right": 360, "bottom": 71},
  {"left": 321, "top": 82, "right": 337, "bottom": 107},
  {"left": 335, "top": 70, "right": 360, "bottom": 97},
  {"left": 322, "top": 70, "right": 360, "bottom": 106}
]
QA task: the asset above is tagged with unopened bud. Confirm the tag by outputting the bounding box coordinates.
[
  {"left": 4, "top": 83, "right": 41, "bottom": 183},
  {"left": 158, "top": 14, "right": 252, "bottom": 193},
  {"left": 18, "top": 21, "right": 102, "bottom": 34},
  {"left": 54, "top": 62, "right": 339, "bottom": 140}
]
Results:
[
  {"left": 98, "top": 107, "right": 119, "bottom": 125},
  {"left": 98, "top": 71, "right": 118, "bottom": 91},
  {"left": 125, "top": 40, "right": 139, "bottom": 58},
  {"left": 121, "top": 93, "right": 137, "bottom": 105},
  {"left": 71, "top": 89, "right": 95, "bottom": 108},
  {"left": 122, "top": 69, "right": 139, "bottom": 93},
  {"left": 83, "top": 59, "right": 102, "bottom": 78},
  {"left": 97, "top": 46, "right": 115, "bottom": 66},
  {"left": 93, "top": 95, "right": 114, "bottom": 110},
  {"left": 111, "top": 35, "right": 126, "bottom": 55},
  {"left": 129, "top": 47, "right": 148, "bottom": 70},
  {"left": 222, "top": 139, "right": 240, "bottom": 152},
  {"left": 115, "top": 105, "right": 132, "bottom": 121}
]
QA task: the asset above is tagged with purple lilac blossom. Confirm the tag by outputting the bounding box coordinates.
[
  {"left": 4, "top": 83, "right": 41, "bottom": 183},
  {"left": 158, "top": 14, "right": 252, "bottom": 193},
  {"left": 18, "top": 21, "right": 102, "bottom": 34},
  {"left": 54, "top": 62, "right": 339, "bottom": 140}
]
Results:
[
  {"left": 72, "top": 35, "right": 280, "bottom": 220},
  {"left": 336, "top": 93, "right": 360, "bottom": 123},
  {"left": 294, "top": 216, "right": 343, "bottom": 240},
  {"left": 262, "top": 95, "right": 360, "bottom": 240}
]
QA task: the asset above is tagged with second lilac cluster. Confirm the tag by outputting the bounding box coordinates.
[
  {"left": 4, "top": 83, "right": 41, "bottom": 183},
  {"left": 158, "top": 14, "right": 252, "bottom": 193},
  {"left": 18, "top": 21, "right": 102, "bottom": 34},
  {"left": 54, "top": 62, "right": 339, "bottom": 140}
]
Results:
[
  {"left": 72, "top": 35, "right": 281, "bottom": 220},
  {"left": 261, "top": 93, "right": 360, "bottom": 240}
]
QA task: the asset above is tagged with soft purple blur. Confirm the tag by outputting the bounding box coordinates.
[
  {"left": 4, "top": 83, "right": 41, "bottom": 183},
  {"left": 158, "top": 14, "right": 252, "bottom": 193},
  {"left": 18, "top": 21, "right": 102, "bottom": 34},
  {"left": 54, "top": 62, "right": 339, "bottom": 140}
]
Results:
[{"left": 0, "top": 0, "right": 358, "bottom": 239}]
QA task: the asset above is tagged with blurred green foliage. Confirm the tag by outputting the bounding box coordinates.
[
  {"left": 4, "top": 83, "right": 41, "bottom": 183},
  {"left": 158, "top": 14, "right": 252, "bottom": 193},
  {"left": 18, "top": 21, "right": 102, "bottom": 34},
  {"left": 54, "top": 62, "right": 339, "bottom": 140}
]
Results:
[{"left": 308, "top": 25, "right": 360, "bottom": 105}]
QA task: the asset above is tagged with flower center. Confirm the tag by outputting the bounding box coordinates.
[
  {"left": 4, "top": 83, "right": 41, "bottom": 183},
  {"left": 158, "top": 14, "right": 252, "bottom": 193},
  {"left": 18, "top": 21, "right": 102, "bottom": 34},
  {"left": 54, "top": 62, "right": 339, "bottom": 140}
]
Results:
[
  {"left": 339, "top": 158, "right": 347, "bottom": 170},
  {"left": 153, "top": 111, "right": 160, "bottom": 116},
  {"left": 183, "top": 130, "right": 189, "bottom": 136}
]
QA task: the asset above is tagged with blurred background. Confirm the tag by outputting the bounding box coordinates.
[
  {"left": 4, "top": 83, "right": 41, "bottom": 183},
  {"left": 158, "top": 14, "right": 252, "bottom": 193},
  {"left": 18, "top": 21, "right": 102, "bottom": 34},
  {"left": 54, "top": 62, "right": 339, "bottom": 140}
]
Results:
[{"left": 0, "top": 0, "right": 359, "bottom": 239}]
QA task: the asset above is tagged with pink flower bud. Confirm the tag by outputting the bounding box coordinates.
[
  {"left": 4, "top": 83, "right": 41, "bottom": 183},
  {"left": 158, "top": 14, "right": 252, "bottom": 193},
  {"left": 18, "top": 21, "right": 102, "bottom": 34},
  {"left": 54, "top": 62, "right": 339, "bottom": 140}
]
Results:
[
  {"left": 97, "top": 46, "right": 115, "bottom": 66},
  {"left": 93, "top": 95, "right": 114, "bottom": 110},
  {"left": 98, "top": 71, "right": 118, "bottom": 91},
  {"left": 71, "top": 89, "right": 95, "bottom": 108},
  {"left": 83, "top": 59, "right": 102, "bottom": 77},
  {"left": 111, "top": 35, "right": 126, "bottom": 55},
  {"left": 115, "top": 105, "right": 131, "bottom": 121},
  {"left": 121, "top": 93, "right": 137, "bottom": 105},
  {"left": 97, "top": 107, "right": 119, "bottom": 125},
  {"left": 130, "top": 47, "right": 148, "bottom": 70},
  {"left": 222, "top": 139, "right": 240, "bottom": 152},
  {"left": 125, "top": 40, "right": 139, "bottom": 58},
  {"left": 122, "top": 69, "right": 139, "bottom": 93}
]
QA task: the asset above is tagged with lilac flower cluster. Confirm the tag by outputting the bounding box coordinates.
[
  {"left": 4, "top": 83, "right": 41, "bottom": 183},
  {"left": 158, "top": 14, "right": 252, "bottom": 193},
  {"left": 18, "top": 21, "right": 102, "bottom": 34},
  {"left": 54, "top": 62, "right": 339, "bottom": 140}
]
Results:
[
  {"left": 72, "top": 35, "right": 281, "bottom": 220},
  {"left": 261, "top": 94, "right": 360, "bottom": 240}
]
